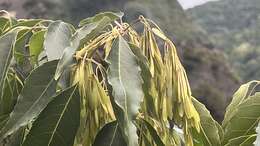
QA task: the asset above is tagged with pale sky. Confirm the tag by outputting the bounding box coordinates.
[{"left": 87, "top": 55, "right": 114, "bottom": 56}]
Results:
[{"left": 177, "top": 0, "right": 219, "bottom": 9}]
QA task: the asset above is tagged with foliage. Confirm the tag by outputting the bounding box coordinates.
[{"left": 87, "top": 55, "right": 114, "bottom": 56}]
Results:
[
  {"left": 0, "top": 10, "right": 259, "bottom": 146},
  {"left": 8, "top": 0, "right": 241, "bottom": 122},
  {"left": 189, "top": 0, "right": 260, "bottom": 81},
  {"left": 255, "top": 122, "right": 260, "bottom": 146}
]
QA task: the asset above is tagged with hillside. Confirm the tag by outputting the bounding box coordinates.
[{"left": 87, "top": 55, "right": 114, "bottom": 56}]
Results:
[
  {"left": 189, "top": 0, "right": 260, "bottom": 82},
  {"left": 0, "top": 0, "right": 240, "bottom": 121}
]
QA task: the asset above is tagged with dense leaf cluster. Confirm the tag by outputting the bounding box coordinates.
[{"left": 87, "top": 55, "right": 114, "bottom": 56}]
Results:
[{"left": 0, "top": 10, "right": 259, "bottom": 146}]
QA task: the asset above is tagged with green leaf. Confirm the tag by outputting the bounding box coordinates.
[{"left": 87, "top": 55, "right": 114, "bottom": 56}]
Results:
[
  {"left": 0, "top": 17, "right": 10, "bottom": 32},
  {"left": 0, "top": 31, "right": 17, "bottom": 98},
  {"left": 29, "top": 30, "right": 46, "bottom": 65},
  {"left": 255, "top": 122, "right": 260, "bottom": 146},
  {"left": 224, "top": 135, "right": 256, "bottom": 146},
  {"left": 79, "top": 11, "right": 123, "bottom": 27},
  {"left": 14, "top": 29, "right": 32, "bottom": 71},
  {"left": 129, "top": 43, "right": 157, "bottom": 117},
  {"left": 13, "top": 19, "right": 46, "bottom": 64},
  {"left": 0, "top": 72, "right": 23, "bottom": 115},
  {"left": 73, "top": 16, "right": 113, "bottom": 49},
  {"left": 22, "top": 85, "right": 80, "bottom": 146},
  {"left": 12, "top": 19, "right": 46, "bottom": 71},
  {"left": 93, "top": 121, "right": 127, "bottom": 146},
  {"left": 106, "top": 36, "right": 143, "bottom": 146},
  {"left": 222, "top": 92, "right": 260, "bottom": 145},
  {"left": 0, "top": 114, "right": 8, "bottom": 130},
  {"left": 0, "top": 127, "right": 25, "bottom": 146},
  {"left": 44, "top": 21, "right": 72, "bottom": 61},
  {"left": 54, "top": 18, "right": 108, "bottom": 80},
  {"left": 223, "top": 81, "right": 260, "bottom": 127},
  {"left": 240, "top": 135, "right": 256, "bottom": 146},
  {"left": 54, "top": 47, "right": 76, "bottom": 81},
  {"left": 139, "top": 119, "right": 165, "bottom": 146},
  {"left": 0, "top": 60, "right": 58, "bottom": 139},
  {"left": 0, "top": 11, "right": 17, "bottom": 33},
  {"left": 13, "top": 19, "right": 42, "bottom": 28},
  {"left": 192, "top": 97, "right": 221, "bottom": 146},
  {"left": 215, "top": 121, "right": 224, "bottom": 142},
  {"left": 58, "top": 17, "right": 116, "bottom": 84}
]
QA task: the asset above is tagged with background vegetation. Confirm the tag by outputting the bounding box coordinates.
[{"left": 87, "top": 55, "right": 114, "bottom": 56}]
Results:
[{"left": 189, "top": 0, "right": 260, "bottom": 82}]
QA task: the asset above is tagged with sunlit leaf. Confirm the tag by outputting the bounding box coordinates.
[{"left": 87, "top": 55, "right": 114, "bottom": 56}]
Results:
[
  {"left": 223, "top": 81, "right": 259, "bottom": 127},
  {"left": 79, "top": 12, "right": 123, "bottom": 27},
  {"left": 13, "top": 19, "right": 42, "bottom": 28},
  {"left": 44, "top": 21, "right": 72, "bottom": 61},
  {"left": 29, "top": 30, "right": 46, "bottom": 65},
  {"left": 0, "top": 11, "right": 17, "bottom": 32},
  {"left": 222, "top": 92, "right": 260, "bottom": 145},
  {"left": 73, "top": 16, "right": 113, "bottom": 49},
  {"left": 0, "top": 17, "right": 10, "bottom": 32}
]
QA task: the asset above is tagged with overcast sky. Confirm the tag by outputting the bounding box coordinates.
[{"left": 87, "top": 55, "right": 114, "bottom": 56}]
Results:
[{"left": 178, "top": 0, "right": 219, "bottom": 9}]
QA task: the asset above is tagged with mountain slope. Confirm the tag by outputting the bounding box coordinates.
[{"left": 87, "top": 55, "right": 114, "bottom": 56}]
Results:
[{"left": 189, "top": 0, "right": 260, "bottom": 81}]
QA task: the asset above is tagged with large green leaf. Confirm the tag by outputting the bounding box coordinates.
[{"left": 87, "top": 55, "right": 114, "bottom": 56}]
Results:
[
  {"left": 222, "top": 92, "right": 260, "bottom": 145},
  {"left": 192, "top": 97, "right": 221, "bottom": 146},
  {"left": 79, "top": 12, "right": 123, "bottom": 27},
  {"left": 44, "top": 21, "right": 72, "bottom": 61},
  {"left": 29, "top": 30, "right": 46, "bottom": 65},
  {"left": 0, "top": 31, "right": 17, "bottom": 98},
  {"left": 106, "top": 36, "right": 143, "bottom": 146},
  {"left": 0, "top": 60, "right": 58, "bottom": 139},
  {"left": 93, "top": 121, "right": 127, "bottom": 146},
  {"left": 223, "top": 81, "right": 259, "bottom": 127},
  {"left": 22, "top": 85, "right": 80, "bottom": 146}
]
